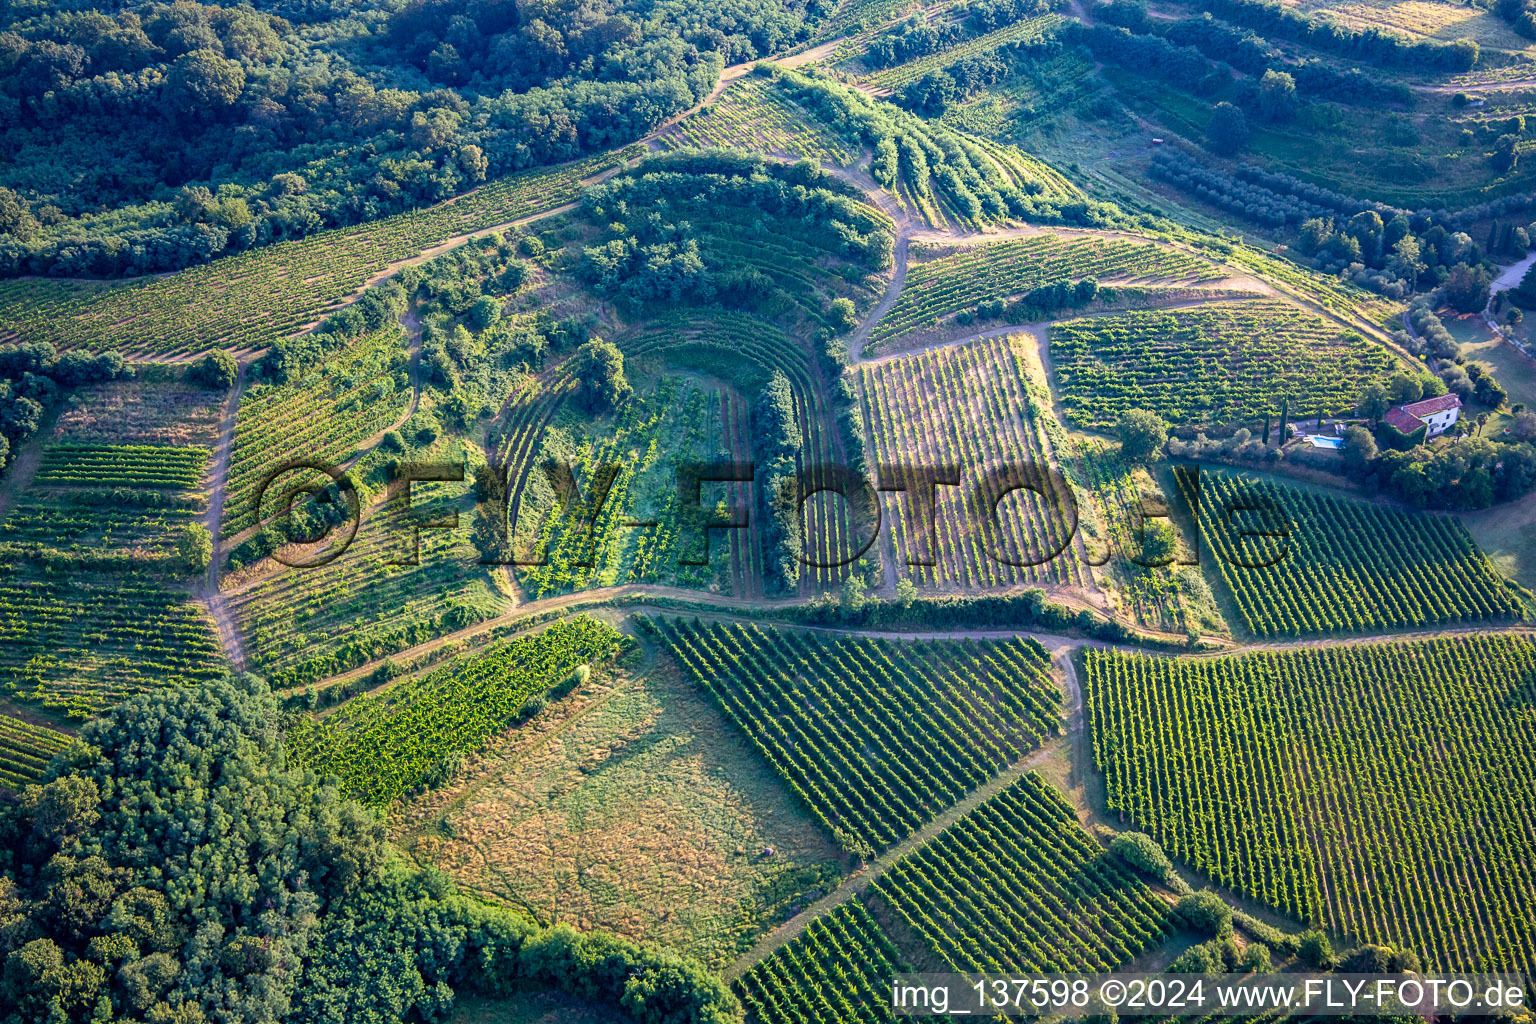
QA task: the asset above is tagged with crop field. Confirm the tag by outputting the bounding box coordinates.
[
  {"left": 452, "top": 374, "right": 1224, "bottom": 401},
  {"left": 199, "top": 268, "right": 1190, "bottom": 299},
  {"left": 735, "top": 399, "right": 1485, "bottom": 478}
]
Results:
[
  {"left": 872, "top": 772, "right": 1174, "bottom": 972},
  {"left": 866, "top": 235, "right": 1224, "bottom": 350},
  {"left": 861, "top": 334, "right": 1086, "bottom": 590},
  {"left": 34, "top": 443, "right": 209, "bottom": 490},
  {"left": 1183, "top": 471, "right": 1523, "bottom": 638},
  {"left": 863, "top": 14, "right": 1067, "bottom": 92},
  {"left": 287, "top": 616, "right": 625, "bottom": 806},
  {"left": 0, "top": 566, "right": 225, "bottom": 718},
  {"left": 1085, "top": 634, "right": 1536, "bottom": 971},
  {"left": 223, "top": 325, "right": 410, "bottom": 537},
  {"left": 399, "top": 653, "right": 842, "bottom": 968},
  {"left": 1048, "top": 299, "right": 1401, "bottom": 429},
  {"left": 658, "top": 73, "right": 858, "bottom": 166},
  {"left": 227, "top": 459, "right": 507, "bottom": 689},
  {"left": 0, "top": 713, "right": 72, "bottom": 789},
  {"left": 18, "top": 0, "right": 1536, "bottom": 1017},
  {"left": 0, "top": 149, "right": 632, "bottom": 356},
  {"left": 734, "top": 902, "right": 906, "bottom": 1024},
  {"left": 0, "top": 501, "right": 201, "bottom": 567},
  {"left": 649, "top": 617, "right": 1062, "bottom": 855}
]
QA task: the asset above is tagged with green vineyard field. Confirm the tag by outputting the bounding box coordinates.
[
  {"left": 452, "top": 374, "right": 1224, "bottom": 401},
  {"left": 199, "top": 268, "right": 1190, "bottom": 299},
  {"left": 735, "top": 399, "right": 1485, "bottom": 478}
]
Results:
[
  {"left": 287, "top": 616, "right": 625, "bottom": 805},
  {"left": 0, "top": 566, "right": 225, "bottom": 718},
  {"left": 1085, "top": 635, "right": 1536, "bottom": 971},
  {"left": 1183, "top": 470, "right": 1523, "bottom": 637},
  {"left": 867, "top": 235, "right": 1221, "bottom": 349},
  {"left": 660, "top": 72, "right": 858, "bottom": 166},
  {"left": 872, "top": 771, "right": 1173, "bottom": 972},
  {"left": 0, "top": 713, "right": 72, "bottom": 789},
  {"left": 860, "top": 334, "right": 1084, "bottom": 590},
  {"left": 222, "top": 325, "right": 410, "bottom": 537},
  {"left": 227, "top": 463, "right": 507, "bottom": 690},
  {"left": 1048, "top": 299, "right": 1400, "bottom": 429},
  {"left": 649, "top": 617, "right": 1062, "bottom": 855},
  {"left": 0, "top": 148, "right": 631, "bottom": 356},
  {"left": 734, "top": 902, "right": 906, "bottom": 1024},
  {"left": 34, "top": 443, "right": 210, "bottom": 490},
  {"left": 864, "top": 14, "right": 1066, "bottom": 91}
]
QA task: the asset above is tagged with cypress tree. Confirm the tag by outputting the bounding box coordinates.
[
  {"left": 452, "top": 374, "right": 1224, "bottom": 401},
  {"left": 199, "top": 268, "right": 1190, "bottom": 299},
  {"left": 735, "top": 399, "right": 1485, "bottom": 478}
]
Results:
[{"left": 1262, "top": 412, "right": 1272, "bottom": 445}]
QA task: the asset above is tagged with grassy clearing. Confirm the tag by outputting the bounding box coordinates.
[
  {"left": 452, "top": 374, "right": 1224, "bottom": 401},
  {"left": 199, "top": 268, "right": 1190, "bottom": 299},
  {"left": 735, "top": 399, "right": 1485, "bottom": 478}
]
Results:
[
  {"left": 400, "top": 656, "right": 843, "bottom": 971},
  {"left": 52, "top": 374, "right": 224, "bottom": 447}
]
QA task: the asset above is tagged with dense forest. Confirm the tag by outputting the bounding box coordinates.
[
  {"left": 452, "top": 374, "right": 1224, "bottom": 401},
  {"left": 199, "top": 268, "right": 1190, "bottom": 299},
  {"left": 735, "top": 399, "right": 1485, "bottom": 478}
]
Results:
[
  {"left": 0, "top": 676, "right": 738, "bottom": 1024},
  {"left": 0, "top": 0, "right": 825, "bottom": 277}
]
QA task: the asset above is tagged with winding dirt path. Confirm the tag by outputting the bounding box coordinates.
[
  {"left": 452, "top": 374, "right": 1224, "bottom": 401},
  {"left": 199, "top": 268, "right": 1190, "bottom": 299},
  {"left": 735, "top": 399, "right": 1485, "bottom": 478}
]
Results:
[
  {"left": 201, "top": 363, "right": 248, "bottom": 670},
  {"left": 851, "top": 232, "right": 911, "bottom": 364}
]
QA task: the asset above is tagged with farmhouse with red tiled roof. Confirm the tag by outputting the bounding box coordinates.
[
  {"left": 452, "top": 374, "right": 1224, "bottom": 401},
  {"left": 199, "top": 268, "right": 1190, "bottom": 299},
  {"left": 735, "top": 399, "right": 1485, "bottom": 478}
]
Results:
[{"left": 1382, "top": 394, "right": 1462, "bottom": 438}]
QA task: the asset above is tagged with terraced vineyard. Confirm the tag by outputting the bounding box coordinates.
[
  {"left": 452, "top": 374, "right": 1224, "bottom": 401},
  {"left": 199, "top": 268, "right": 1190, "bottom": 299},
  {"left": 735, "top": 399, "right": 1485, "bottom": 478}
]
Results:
[
  {"left": 1184, "top": 471, "right": 1523, "bottom": 638},
  {"left": 872, "top": 772, "right": 1174, "bottom": 972},
  {"left": 515, "top": 378, "right": 731, "bottom": 599},
  {"left": 1048, "top": 299, "right": 1400, "bottom": 429},
  {"left": 618, "top": 312, "right": 857, "bottom": 593},
  {"left": 860, "top": 334, "right": 1085, "bottom": 590},
  {"left": 286, "top": 616, "right": 625, "bottom": 805},
  {"left": 223, "top": 325, "right": 410, "bottom": 537},
  {"left": 659, "top": 72, "right": 858, "bottom": 166},
  {"left": 734, "top": 902, "right": 905, "bottom": 1024},
  {"left": 0, "top": 713, "right": 72, "bottom": 789},
  {"left": 0, "top": 567, "right": 225, "bottom": 718},
  {"left": 863, "top": 14, "right": 1066, "bottom": 91},
  {"left": 866, "top": 235, "right": 1223, "bottom": 350},
  {"left": 1085, "top": 635, "right": 1536, "bottom": 971},
  {"left": 34, "top": 443, "right": 209, "bottom": 490},
  {"left": 228, "top": 460, "right": 506, "bottom": 689},
  {"left": 649, "top": 617, "right": 1062, "bottom": 855},
  {"left": 0, "top": 148, "right": 632, "bottom": 356},
  {"left": 773, "top": 68, "right": 1077, "bottom": 231}
]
